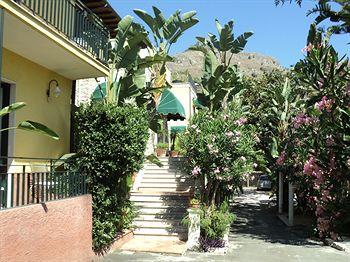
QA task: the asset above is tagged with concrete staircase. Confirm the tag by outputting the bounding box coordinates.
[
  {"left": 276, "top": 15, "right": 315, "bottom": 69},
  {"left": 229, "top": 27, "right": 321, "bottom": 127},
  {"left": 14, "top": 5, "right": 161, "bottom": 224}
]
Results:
[{"left": 130, "top": 157, "right": 193, "bottom": 240}]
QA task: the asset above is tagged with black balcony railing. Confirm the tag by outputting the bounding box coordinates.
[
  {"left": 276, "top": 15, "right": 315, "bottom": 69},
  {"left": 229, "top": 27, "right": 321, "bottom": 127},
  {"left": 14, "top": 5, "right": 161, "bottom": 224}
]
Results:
[
  {"left": 0, "top": 156, "right": 87, "bottom": 210},
  {"left": 14, "top": 0, "right": 109, "bottom": 65}
]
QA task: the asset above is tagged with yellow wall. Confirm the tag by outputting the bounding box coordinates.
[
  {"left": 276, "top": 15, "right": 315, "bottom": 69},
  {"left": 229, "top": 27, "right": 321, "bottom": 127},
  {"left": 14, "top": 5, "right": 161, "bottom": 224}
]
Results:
[{"left": 2, "top": 48, "right": 72, "bottom": 159}]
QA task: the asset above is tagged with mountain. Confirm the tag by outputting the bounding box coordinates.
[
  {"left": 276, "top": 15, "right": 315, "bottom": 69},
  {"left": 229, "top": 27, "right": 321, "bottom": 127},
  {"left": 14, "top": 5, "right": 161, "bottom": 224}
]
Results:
[{"left": 167, "top": 50, "right": 283, "bottom": 82}]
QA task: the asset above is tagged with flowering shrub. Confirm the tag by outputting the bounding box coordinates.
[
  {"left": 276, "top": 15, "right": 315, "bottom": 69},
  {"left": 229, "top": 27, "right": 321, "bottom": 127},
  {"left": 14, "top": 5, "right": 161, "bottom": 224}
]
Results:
[
  {"left": 181, "top": 100, "right": 264, "bottom": 206},
  {"left": 286, "top": 38, "right": 350, "bottom": 239}
]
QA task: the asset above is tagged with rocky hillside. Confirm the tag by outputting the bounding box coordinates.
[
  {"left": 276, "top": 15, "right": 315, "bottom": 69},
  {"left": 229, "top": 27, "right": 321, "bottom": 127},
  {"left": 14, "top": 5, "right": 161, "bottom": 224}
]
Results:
[{"left": 167, "top": 50, "right": 283, "bottom": 82}]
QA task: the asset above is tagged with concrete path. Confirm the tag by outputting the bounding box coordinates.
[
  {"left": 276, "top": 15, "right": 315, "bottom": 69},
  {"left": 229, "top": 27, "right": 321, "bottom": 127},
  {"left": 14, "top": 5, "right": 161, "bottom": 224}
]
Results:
[{"left": 102, "top": 188, "right": 349, "bottom": 262}]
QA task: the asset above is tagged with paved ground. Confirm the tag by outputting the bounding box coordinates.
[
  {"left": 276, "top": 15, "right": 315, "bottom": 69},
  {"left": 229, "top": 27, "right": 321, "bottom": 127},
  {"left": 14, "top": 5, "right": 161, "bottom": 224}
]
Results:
[{"left": 102, "top": 188, "right": 349, "bottom": 262}]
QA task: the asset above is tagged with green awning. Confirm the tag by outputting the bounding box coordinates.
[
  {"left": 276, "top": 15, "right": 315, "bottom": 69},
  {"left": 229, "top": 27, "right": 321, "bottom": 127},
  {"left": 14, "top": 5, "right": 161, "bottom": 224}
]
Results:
[
  {"left": 193, "top": 98, "right": 206, "bottom": 109},
  {"left": 91, "top": 82, "right": 106, "bottom": 100},
  {"left": 157, "top": 89, "right": 186, "bottom": 120},
  {"left": 170, "top": 126, "right": 186, "bottom": 134}
]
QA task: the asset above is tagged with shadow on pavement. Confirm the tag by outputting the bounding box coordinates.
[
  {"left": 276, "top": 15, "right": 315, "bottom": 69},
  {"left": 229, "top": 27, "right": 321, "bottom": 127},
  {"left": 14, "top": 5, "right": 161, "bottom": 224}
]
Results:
[{"left": 230, "top": 188, "right": 317, "bottom": 247}]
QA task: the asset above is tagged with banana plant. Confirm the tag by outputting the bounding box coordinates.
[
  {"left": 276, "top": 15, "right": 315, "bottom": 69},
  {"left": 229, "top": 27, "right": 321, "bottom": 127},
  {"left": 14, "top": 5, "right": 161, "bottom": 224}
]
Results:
[
  {"left": 191, "top": 20, "right": 253, "bottom": 111},
  {"left": 0, "top": 102, "right": 59, "bottom": 140},
  {"left": 134, "top": 7, "right": 199, "bottom": 103},
  {"left": 260, "top": 79, "right": 303, "bottom": 158}
]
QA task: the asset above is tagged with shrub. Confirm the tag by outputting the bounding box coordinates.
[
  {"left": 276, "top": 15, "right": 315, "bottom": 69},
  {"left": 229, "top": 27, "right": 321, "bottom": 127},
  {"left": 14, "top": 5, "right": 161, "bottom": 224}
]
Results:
[
  {"left": 181, "top": 99, "right": 264, "bottom": 205},
  {"left": 156, "top": 142, "right": 168, "bottom": 149},
  {"left": 199, "top": 202, "right": 235, "bottom": 240},
  {"left": 74, "top": 103, "right": 149, "bottom": 252}
]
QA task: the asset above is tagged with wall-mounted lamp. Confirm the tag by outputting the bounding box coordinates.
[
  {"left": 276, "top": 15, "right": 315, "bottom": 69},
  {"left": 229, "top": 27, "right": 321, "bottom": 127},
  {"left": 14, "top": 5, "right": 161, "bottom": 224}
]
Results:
[{"left": 47, "top": 79, "right": 61, "bottom": 101}]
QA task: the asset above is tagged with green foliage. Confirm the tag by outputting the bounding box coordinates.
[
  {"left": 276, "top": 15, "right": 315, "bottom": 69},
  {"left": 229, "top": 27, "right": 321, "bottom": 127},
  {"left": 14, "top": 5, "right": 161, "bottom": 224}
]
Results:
[
  {"left": 190, "top": 20, "right": 253, "bottom": 111},
  {"left": 242, "top": 25, "right": 350, "bottom": 239},
  {"left": 0, "top": 102, "right": 59, "bottom": 140},
  {"left": 156, "top": 142, "right": 168, "bottom": 149},
  {"left": 181, "top": 99, "right": 264, "bottom": 205},
  {"left": 199, "top": 202, "right": 235, "bottom": 239},
  {"left": 134, "top": 7, "right": 199, "bottom": 54},
  {"left": 74, "top": 103, "right": 149, "bottom": 251}
]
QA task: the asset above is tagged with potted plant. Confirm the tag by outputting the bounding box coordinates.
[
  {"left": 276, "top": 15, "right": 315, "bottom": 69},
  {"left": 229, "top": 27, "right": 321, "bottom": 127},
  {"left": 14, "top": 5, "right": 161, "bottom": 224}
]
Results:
[
  {"left": 189, "top": 198, "right": 200, "bottom": 208},
  {"left": 155, "top": 142, "right": 168, "bottom": 157}
]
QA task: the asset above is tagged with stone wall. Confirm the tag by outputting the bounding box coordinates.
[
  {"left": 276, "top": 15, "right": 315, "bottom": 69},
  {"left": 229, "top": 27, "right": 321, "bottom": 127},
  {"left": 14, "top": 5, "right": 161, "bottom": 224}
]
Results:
[{"left": 0, "top": 195, "right": 93, "bottom": 262}]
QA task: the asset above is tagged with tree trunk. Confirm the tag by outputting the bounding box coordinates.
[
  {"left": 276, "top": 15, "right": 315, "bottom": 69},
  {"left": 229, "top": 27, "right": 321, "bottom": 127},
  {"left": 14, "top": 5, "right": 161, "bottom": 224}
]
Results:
[{"left": 210, "top": 181, "right": 220, "bottom": 206}]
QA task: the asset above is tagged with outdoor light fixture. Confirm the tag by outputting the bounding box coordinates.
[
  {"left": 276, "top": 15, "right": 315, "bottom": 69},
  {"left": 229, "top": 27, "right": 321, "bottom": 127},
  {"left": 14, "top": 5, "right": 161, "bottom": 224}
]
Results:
[{"left": 47, "top": 79, "right": 61, "bottom": 101}]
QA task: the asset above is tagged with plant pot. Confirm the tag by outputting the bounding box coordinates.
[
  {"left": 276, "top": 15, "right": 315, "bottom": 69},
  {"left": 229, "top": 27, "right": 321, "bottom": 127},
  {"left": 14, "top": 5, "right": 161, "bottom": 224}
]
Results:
[
  {"left": 155, "top": 148, "right": 166, "bottom": 157},
  {"left": 131, "top": 172, "right": 137, "bottom": 183},
  {"left": 190, "top": 203, "right": 200, "bottom": 209},
  {"left": 169, "top": 150, "right": 179, "bottom": 157}
]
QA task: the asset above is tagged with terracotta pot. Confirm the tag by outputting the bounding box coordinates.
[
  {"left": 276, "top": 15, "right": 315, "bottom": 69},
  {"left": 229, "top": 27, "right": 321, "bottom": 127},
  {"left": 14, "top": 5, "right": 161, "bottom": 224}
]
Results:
[
  {"left": 169, "top": 150, "right": 179, "bottom": 157},
  {"left": 190, "top": 203, "right": 200, "bottom": 209},
  {"left": 131, "top": 172, "right": 138, "bottom": 183},
  {"left": 155, "top": 148, "right": 166, "bottom": 157}
]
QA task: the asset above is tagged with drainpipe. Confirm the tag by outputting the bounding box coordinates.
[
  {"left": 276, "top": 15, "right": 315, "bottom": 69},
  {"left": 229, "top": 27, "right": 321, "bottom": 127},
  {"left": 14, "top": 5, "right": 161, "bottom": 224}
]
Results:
[{"left": 70, "top": 80, "right": 77, "bottom": 153}]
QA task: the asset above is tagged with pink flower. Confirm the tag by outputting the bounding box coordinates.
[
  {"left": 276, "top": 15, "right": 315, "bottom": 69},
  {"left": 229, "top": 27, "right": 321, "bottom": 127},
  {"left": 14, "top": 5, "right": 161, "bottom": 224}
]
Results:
[
  {"left": 317, "top": 79, "right": 324, "bottom": 88},
  {"left": 315, "top": 96, "right": 334, "bottom": 113},
  {"left": 253, "top": 163, "right": 258, "bottom": 168},
  {"left": 302, "top": 43, "right": 314, "bottom": 53},
  {"left": 276, "top": 151, "right": 286, "bottom": 166},
  {"left": 214, "top": 167, "right": 220, "bottom": 174},
  {"left": 326, "top": 135, "right": 334, "bottom": 147},
  {"left": 316, "top": 205, "right": 324, "bottom": 216},
  {"left": 235, "top": 117, "right": 247, "bottom": 126},
  {"left": 293, "top": 113, "right": 316, "bottom": 129},
  {"left": 225, "top": 131, "right": 234, "bottom": 137},
  {"left": 192, "top": 166, "right": 201, "bottom": 176},
  {"left": 303, "top": 156, "right": 316, "bottom": 175}
]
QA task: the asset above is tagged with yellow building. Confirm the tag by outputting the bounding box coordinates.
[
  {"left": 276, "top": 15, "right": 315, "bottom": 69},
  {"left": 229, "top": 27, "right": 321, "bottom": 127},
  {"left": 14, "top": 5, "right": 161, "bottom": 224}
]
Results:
[{"left": 0, "top": 0, "right": 119, "bottom": 171}]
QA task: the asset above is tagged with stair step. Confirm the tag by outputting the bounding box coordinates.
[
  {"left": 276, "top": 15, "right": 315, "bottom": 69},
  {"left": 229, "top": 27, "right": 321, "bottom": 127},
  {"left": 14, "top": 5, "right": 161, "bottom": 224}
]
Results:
[
  {"left": 136, "top": 214, "right": 186, "bottom": 221},
  {"left": 130, "top": 195, "right": 190, "bottom": 202},
  {"left": 143, "top": 169, "right": 184, "bottom": 174},
  {"left": 133, "top": 227, "right": 187, "bottom": 237},
  {"left": 142, "top": 173, "right": 190, "bottom": 179},
  {"left": 138, "top": 187, "right": 191, "bottom": 192},
  {"left": 134, "top": 220, "right": 184, "bottom": 228},
  {"left": 130, "top": 191, "right": 192, "bottom": 196},
  {"left": 134, "top": 201, "right": 189, "bottom": 208},
  {"left": 138, "top": 187, "right": 192, "bottom": 192},
  {"left": 141, "top": 178, "right": 192, "bottom": 183},
  {"left": 137, "top": 207, "right": 187, "bottom": 215}
]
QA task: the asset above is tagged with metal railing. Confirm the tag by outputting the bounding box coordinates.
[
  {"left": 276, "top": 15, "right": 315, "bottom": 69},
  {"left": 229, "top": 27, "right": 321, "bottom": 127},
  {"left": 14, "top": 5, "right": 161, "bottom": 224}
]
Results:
[
  {"left": 14, "top": 0, "right": 109, "bottom": 64},
  {"left": 0, "top": 156, "right": 87, "bottom": 210}
]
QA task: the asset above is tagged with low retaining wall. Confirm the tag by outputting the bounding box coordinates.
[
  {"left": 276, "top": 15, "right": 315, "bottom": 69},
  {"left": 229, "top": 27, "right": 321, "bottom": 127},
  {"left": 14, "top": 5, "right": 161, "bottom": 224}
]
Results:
[{"left": 0, "top": 195, "right": 93, "bottom": 262}]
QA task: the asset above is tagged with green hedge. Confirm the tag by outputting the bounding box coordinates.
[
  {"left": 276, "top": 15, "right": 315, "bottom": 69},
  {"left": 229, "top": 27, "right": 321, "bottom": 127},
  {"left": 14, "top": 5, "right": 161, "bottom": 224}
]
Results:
[{"left": 75, "top": 103, "right": 149, "bottom": 252}]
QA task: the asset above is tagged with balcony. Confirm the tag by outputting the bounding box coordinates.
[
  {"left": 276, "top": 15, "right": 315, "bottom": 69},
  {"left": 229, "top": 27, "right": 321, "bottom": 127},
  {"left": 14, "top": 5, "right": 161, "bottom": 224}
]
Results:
[
  {"left": 16, "top": 0, "right": 109, "bottom": 64},
  {"left": 2, "top": 0, "right": 112, "bottom": 79}
]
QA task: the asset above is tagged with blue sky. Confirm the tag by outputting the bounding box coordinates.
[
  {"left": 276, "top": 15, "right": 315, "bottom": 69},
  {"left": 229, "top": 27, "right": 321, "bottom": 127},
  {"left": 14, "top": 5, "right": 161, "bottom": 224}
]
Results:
[{"left": 110, "top": 0, "right": 349, "bottom": 67}]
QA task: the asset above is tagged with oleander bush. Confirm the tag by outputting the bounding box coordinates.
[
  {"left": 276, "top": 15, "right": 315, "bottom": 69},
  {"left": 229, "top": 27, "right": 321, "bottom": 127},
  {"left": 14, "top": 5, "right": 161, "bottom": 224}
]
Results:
[
  {"left": 74, "top": 103, "right": 149, "bottom": 252},
  {"left": 181, "top": 99, "right": 264, "bottom": 206}
]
